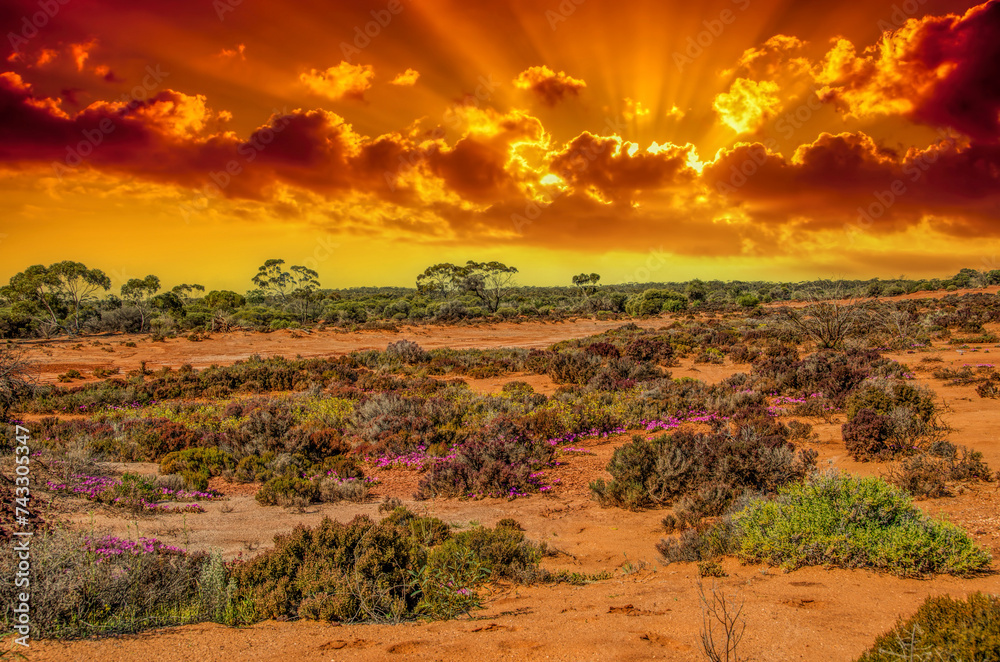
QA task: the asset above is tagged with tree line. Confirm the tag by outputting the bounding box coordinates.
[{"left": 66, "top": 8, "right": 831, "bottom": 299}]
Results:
[{"left": 0, "top": 259, "right": 995, "bottom": 339}]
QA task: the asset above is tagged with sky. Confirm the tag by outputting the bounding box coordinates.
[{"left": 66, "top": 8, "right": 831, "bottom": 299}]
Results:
[{"left": 1, "top": 0, "right": 998, "bottom": 292}]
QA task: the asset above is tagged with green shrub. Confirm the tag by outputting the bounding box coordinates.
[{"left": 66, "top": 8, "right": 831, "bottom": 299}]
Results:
[
  {"left": 846, "top": 380, "right": 937, "bottom": 423},
  {"left": 842, "top": 379, "right": 943, "bottom": 460},
  {"left": 856, "top": 593, "right": 1000, "bottom": 661},
  {"left": 160, "top": 447, "right": 233, "bottom": 490},
  {"left": 255, "top": 476, "right": 318, "bottom": 506},
  {"left": 228, "top": 512, "right": 544, "bottom": 623},
  {"left": 233, "top": 453, "right": 275, "bottom": 483},
  {"left": 723, "top": 473, "right": 990, "bottom": 577}
]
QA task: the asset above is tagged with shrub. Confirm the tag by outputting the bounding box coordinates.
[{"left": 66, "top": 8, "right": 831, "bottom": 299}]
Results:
[
  {"left": 0, "top": 528, "right": 208, "bottom": 638},
  {"left": 58, "top": 369, "right": 83, "bottom": 382},
  {"left": 590, "top": 428, "right": 816, "bottom": 512},
  {"left": 416, "top": 436, "right": 556, "bottom": 500},
  {"left": 160, "top": 447, "right": 233, "bottom": 490},
  {"left": 845, "top": 380, "right": 937, "bottom": 423},
  {"left": 227, "top": 512, "right": 544, "bottom": 623},
  {"left": 842, "top": 380, "right": 943, "bottom": 461},
  {"left": 720, "top": 473, "right": 990, "bottom": 577},
  {"left": 384, "top": 339, "right": 430, "bottom": 364},
  {"left": 842, "top": 408, "right": 894, "bottom": 460},
  {"left": 545, "top": 351, "right": 602, "bottom": 385},
  {"left": 976, "top": 371, "right": 1000, "bottom": 398},
  {"left": 584, "top": 342, "right": 621, "bottom": 359},
  {"left": 233, "top": 453, "right": 275, "bottom": 483},
  {"left": 694, "top": 348, "right": 725, "bottom": 364},
  {"left": 786, "top": 420, "right": 815, "bottom": 441},
  {"left": 622, "top": 336, "right": 674, "bottom": 363},
  {"left": 856, "top": 593, "right": 1000, "bottom": 661},
  {"left": 886, "top": 440, "right": 993, "bottom": 497},
  {"left": 255, "top": 476, "right": 319, "bottom": 506}
]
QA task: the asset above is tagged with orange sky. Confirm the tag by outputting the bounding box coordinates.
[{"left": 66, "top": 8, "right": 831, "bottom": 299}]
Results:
[{"left": 1, "top": 0, "right": 998, "bottom": 291}]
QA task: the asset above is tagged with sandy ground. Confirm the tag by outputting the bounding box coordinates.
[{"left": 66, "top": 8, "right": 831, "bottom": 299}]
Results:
[
  {"left": 19, "top": 318, "right": 669, "bottom": 385},
  {"left": 14, "top": 317, "right": 1000, "bottom": 662}
]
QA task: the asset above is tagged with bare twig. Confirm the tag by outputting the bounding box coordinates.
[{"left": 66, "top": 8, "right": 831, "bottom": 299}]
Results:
[{"left": 698, "top": 581, "right": 746, "bottom": 662}]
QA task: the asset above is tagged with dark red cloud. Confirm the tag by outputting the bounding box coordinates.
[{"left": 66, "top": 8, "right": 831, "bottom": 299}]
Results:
[
  {"left": 0, "top": 72, "right": 426, "bottom": 199},
  {"left": 549, "top": 133, "right": 697, "bottom": 203},
  {"left": 703, "top": 131, "right": 1000, "bottom": 233},
  {"left": 820, "top": 0, "right": 1000, "bottom": 142},
  {"left": 906, "top": 0, "right": 1000, "bottom": 142}
]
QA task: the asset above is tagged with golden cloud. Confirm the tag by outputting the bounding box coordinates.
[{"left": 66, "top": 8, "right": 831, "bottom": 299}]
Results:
[
  {"left": 389, "top": 68, "right": 420, "bottom": 86},
  {"left": 300, "top": 62, "right": 375, "bottom": 101},
  {"left": 513, "top": 65, "right": 586, "bottom": 106},
  {"left": 713, "top": 78, "right": 780, "bottom": 133}
]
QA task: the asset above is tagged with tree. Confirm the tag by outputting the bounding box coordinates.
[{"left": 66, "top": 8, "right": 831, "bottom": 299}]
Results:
[
  {"left": 121, "top": 275, "right": 161, "bottom": 332},
  {"left": 171, "top": 283, "right": 205, "bottom": 304},
  {"left": 252, "top": 259, "right": 295, "bottom": 302},
  {"left": 204, "top": 290, "right": 246, "bottom": 311},
  {"left": 416, "top": 263, "right": 464, "bottom": 298},
  {"left": 686, "top": 279, "right": 707, "bottom": 302},
  {"left": 458, "top": 261, "right": 518, "bottom": 313},
  {"left": 0, "top": 261, "right": 110, "bottom": 335},
  {"left": 288, "top": 265, "right": 321, "bottom": 323},
  {"left": 783, "top": 294, "right": 865, "bottom": 349},
  {"left": 252, "top": 260, "right": 319, "bottom": 305},
  {"left": 626, "top": 289, "right": 687, "bottom": 316},
  {"left": 572, "top": 273, "right": 601, "bottom": 299},
  {"left": 1, "top": 265, "right": 63, "bottom": 335},
  {"left": 415, "top": 261, "right": 519, "bottom": 312}
]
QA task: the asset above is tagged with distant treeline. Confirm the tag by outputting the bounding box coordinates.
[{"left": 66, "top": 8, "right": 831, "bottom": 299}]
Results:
[{"left": 0, "top": 259, "right": 995, "bottom": 339}]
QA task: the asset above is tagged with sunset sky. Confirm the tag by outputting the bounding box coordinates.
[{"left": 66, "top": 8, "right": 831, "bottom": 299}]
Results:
[{"left": 1, "top": 0, "right": 998, "bottom": 291}]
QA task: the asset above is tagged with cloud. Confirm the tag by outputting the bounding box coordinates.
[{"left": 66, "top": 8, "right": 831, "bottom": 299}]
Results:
[
  {"left": 622, "top": 97, "right": 650, "bottom": 121},
  {"left": 69, "top": 39, "right": 97, "bottom": 72},
  {"left": 424, "top": 108, "right": 547, "bottom": 203},
  {"left": 816, "top": 0, "right": 1000, "bottom": 142},
  {"left": 218, "top": 44, "right": 246, "bottom": 60},
  {"left": 389, "top": 68, "right": 420, "bottom": 86},
  {"left": 35, "top": 49, "right": 58, "bottom": 67},
  {"left": 728, "top": 34, "right": 810, "bottom": 79},
  {"left": 702, "top": 131, "right": 1000, "bottom": 233},
  {"left": 549, "top": 133, "right": 698, "bottom": 203},
  {"left": 300, "top": 62, "right": 375, "bottom": 101},
  {"left": 713, "top": 78, "right": 781, "bottom": 133},
  {"left": 512, "top": 65, "right": 586, "bottom": 106}
]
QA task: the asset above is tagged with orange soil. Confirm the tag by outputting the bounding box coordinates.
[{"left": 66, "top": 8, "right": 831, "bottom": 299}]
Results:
[{"left": 15, "top": 320, "right": 1000, "bottom": 661}]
